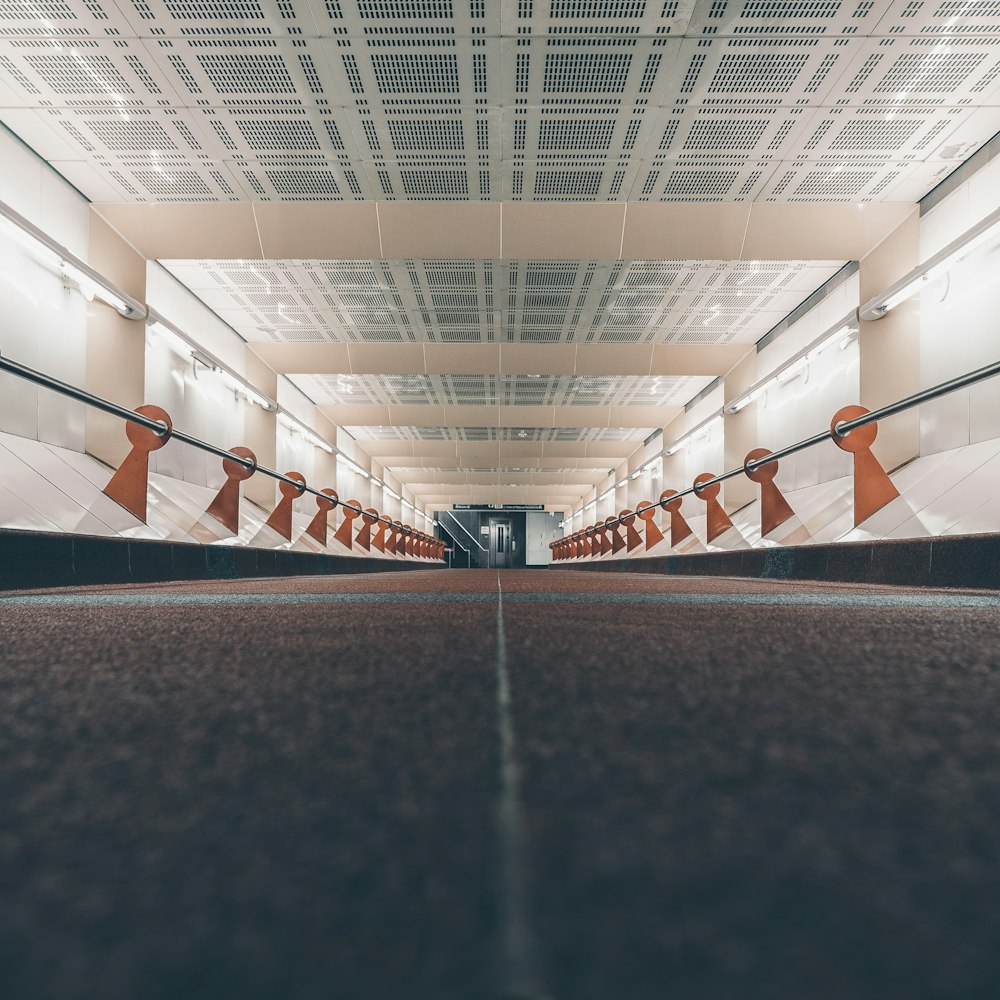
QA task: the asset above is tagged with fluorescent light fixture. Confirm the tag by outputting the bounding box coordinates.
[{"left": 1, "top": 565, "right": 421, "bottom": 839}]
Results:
[
  {"left": 860, "top": 204, "right": 1000, "bottom": 321},
  {"left": 663, "top": 412, "right": 723, "bottom": 456},
  {"left": 384, "top": 487, "right": 401, "bottom": 500},
  {"left": 340, "top": 455, "right": 370, "bottom": 479},
  {"left": 724, "top": 312, "right": 859, "bottom": 414},
  {"left": 616, "top": 479, "right": 628, "bottom": 488},
  {"left": 369, "top": 477, "right": 383, "bottom": 488},
  {"left": 277, "top": 411, "right": 335, "bottom": 454},
  {"left": 598, "top": 488, "right": 615, "bottom": 502},
  {"left": 629, "top": 469, "right": 643, "bottom": 480},
  {"left": 402, "top": 499, "right": 415, "bottom": 510},
  {"left": 149, "top": 312, "right": 279, "bottom": 412},
  {"left": 584, "top": 500, "right": 597, "bottom": 512},
  {"left": 0, "top": 199, "right": 146, "bottom": 320}
]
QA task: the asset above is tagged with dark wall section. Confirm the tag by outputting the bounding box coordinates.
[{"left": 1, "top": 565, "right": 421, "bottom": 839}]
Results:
[
  {"left": 563, "top": 533, "right": 1000, "bottom": 590},
  {"left": 0, "top": 529, "right": 440, "bottom": 591},
  {"left": 436, "top": 510, "right": 528, "bottom": 569}
]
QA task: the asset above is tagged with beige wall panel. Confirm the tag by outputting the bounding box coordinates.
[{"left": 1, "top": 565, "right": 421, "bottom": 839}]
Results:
[
  {"left": 249, "top": 343, "right": 351, "bottom": 374},
  {"left": 742, "top": 203, "right": 916, "bottom": 262},
  {"left": 425, "top": 343, "right": 500, "bottom": 374},
  {"left": 85, "top": 213, "right": 146, "bottom": 467},
  {"left": 649, "top": 344, "right": 751, "bottom": 377},
  {"left": 623, "top": 204, "right": 750, "bottom": 260},
  {"left": 859, "top": 210, "right": 921, "bottom": 472},
  {"left": 388, "top": 404, "right": 447, "bottom": 425},
  {"left": 577, "top": 345, "right": 652, "bottom": 375},
  {"left": 348, "top": 343, "right": 425, "bottom": 375},
  {"left": 243, "top": 351, "right": 279, "bottom": 508},
  {"left": 92, "top": 204, "right": 259, "bottom": 260},
  {"left": 502, "top": 203, "right": 625, "bottom": 260},
  {"left": 254, "top": 203, "right": 380, "bottom": 259},
  {"left": 319, "top": 403, "right": 390, "bottom": 424},
  {"left": 379, "top": 203, "right": 500, "bottom": 258},
  {"left": 499, "top": 343, "right": 575, "bottom": 375},
  {"left": 722, "top": 350, "right": 759, "bottom": 512}
]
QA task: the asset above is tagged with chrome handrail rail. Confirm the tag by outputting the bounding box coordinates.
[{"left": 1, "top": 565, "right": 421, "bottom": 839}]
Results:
[
  {"left": 562, "top": 354, "right": 1000, "bottom": 536},
  {"left": 0, "top": 351, "right": 436, "bottom": 540}
]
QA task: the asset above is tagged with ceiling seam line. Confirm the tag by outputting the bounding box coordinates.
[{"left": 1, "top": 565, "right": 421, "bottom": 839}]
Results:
[
  {"left": 375, "top": 203, "right": 384, "bottom": 258},
  {"left": 250, "top": 202, "right": 265, "bottom": 261}
]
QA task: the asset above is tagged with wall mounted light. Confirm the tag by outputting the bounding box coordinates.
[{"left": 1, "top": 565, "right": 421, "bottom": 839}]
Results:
[
  {"left": 663, "top": 412, "right": 723, "bottom": 456},
  {"left": 340, "top": 455, "right": 371, "bottom": 479},
  {"left": 149, "top": 311, "right": 279, "bottom": 412},
  {"left": 277, "top": 411, "right": 335, "bottom": 454},
  {"left": 860, "top": 204, "right": 1000, "bottom": 321},
  {"left": 724, "top": 312, "right": 859, "bottom": 414},
  {"left": 0, "top": 199, "right": 146, "bottom": 320}
]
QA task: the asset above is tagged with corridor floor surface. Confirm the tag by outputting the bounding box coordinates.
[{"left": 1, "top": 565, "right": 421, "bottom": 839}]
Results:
[{"left": 2, "top": 569, "right": 1000, "bottom": 999}]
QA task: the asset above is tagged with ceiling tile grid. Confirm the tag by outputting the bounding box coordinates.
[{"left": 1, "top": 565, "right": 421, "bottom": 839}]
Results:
[
  {"left": 347, "top": 424, "right": 645, "bottom": 442},
  {"left": 292, "top": 371, "right": 713, "bottom": 406},
  {"left": 163, "top": 256, "right": 844, "bottom": 345},
  {"left": 3, "top": 1, "right": 1000, "bottom": 203}
]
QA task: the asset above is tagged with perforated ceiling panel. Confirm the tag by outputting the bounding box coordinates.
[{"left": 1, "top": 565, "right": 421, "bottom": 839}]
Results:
[
  {"left": 346, "top": 425, "right": 646, "bottom": 443},
  {"left": 162, "top": 257, "right": 844, "bottom": 345},
  {"left": 289, "top": 372, "right": 714, "bottom": 406},
  {"left": 3, "top": 1, "right": 1000, "bottom": 202}
]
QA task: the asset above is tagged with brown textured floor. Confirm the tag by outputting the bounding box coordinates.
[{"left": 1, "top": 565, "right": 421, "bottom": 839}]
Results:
[{"left": 2, "top": 569, "right": 1000, "bottom": 999}]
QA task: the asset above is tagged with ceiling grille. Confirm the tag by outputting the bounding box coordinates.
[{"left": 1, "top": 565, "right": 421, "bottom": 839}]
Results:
[
  {"left": 3, "top": 8, "right": 999, "bottom": 203},
  {"left": 164, "top": 256, "right": 844, "bottom": 346}
]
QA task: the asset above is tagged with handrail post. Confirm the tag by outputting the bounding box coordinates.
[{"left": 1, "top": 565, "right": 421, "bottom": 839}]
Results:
[
  {"left": 830, "top": 405, "right": 901, "bottom": 526},
  {"left": 660, "top": 489, "right": 693, "bottom": 546},
  {"left": 305, "top": 488, "right": 338, "bottom": 546},
  {"left": 102, "top": 404, "right": 173, "bottom": 523},
  {"left": 620, "top": 509, "right": 643, "bottom": 552},
  {"left": 635, "top": 500, "right": 665, "bottom": 550},
  {"left": 334, "top": 500, "right": 362, "bottom": 549},
  {"left": 264, "top": 471, "right": 306, "bottom": 541},
  {"left": 205, "top": 446, "right": 257, "bottom": 535},
  {"left": 356, "top": 508, "right": 378, "bottom": 551},
  {"left": 743, "top": 448, "right": 796, "bottom": 536},
  {"left": 693, "top": 473, "right": 735, "bottom": 542}
]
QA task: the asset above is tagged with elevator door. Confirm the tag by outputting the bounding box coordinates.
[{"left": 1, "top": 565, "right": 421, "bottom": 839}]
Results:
[{"left": 489, "top": 517, "right": 513, "bottom": 569}]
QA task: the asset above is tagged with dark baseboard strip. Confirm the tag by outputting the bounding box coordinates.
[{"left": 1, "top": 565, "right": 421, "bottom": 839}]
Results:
[
  {"left": 0, "top": 529, "right": 441, "bottom": 591},
  {"left": 562, "top": 533, "right": 1000, "bottom": 591}
]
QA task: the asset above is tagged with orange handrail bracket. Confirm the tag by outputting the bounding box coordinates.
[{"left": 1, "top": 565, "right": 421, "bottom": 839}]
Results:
[
  {"left": 693, "top": 473, "right": 734, "bottom": 542},
  {"left": 356, "top": 508, "right": 378, "bottom": 551},
  {"left": 205, "top": 446, "right": 257, "bottom": 535},
  {"left": 620, "top": 509, "right": 643, "bottom": 552},
  {"left": 608, "top": 514, "right": 626, "bottom": 554},
  {"left": 103, "top": 405, "right": 173, "bottom": 523},
  {"left": 830, "top": 405, "right": 901, "bottom": 526},
  {"left": 635, "top": 500, "right": 665, "bottom": 550},
  {"left": 264, "top": 471, "right": 306, "bottom": 541},
  {"left": 371, "top": 512, "right": 388, "bottom": 552},
  {"left": 743, "top": 448, "right": 796, "bottom": 536},
  {"left": 660, "top": 489, "right": 693, "bottom": 546},
  {"left": 334, "top": 500, "right": 362, "bottom": 549},
  {"left": 305, "top": 488, "right": 338, "bottom": 546}
]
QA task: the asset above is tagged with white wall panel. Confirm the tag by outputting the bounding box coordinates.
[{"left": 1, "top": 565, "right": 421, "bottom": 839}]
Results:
[{"left": 919, "top": 242, "right": 1000, "bottom": 455}]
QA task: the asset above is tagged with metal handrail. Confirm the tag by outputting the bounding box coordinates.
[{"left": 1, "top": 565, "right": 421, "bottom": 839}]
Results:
[
  {"left": 0, "top": 351, "right": 435, "bottom": 541},
  {"left": 561, "top": 354, "right": 1000, "bottom": 538},
  {"left": 440, "top": 509, "right": 487, "bottom": 551}
]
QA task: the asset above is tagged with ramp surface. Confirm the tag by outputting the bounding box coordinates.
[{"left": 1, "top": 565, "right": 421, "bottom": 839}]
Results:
[{"left": 2, "top": 570, "right": 999, "bottom": 999}]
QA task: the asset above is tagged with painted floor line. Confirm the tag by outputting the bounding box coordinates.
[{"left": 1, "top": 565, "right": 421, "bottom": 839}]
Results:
[
  {"left": 3, "top": 592, "right": 1000, "bottom": 609},
  {"left": 493, "top": 574, "right": 549, "bottom": 1000}
]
